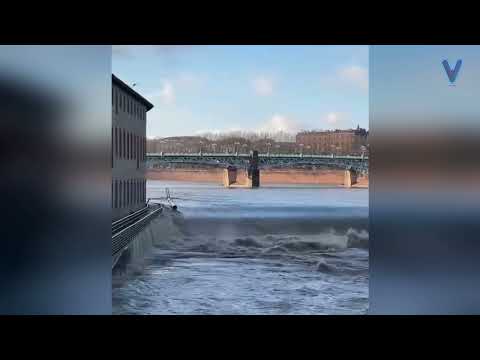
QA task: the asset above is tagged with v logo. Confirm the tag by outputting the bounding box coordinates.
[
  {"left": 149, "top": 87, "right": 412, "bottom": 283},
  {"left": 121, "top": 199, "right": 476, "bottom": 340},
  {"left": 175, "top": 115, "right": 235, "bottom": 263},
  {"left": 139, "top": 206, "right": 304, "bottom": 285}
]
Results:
[{"left": 442, "top": 59, "right": 462, "bottom": 84}]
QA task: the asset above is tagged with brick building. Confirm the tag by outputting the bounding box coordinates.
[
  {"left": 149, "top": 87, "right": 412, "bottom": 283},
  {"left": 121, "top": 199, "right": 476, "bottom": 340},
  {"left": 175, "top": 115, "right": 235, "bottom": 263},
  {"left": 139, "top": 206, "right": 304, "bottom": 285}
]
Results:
[{"left": 296, "top": 126, "right": 368, "bottom": 155}]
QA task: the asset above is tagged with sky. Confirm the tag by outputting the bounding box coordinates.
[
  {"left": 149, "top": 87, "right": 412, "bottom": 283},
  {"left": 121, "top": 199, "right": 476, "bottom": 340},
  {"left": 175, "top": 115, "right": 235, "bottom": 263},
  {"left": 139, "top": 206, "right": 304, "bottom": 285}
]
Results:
[
  {"left": 112, "top": 45, "right": 369, "bottom": 139},
  {"left": 370, "top": 45, "right": 480, "bottom": 131}
]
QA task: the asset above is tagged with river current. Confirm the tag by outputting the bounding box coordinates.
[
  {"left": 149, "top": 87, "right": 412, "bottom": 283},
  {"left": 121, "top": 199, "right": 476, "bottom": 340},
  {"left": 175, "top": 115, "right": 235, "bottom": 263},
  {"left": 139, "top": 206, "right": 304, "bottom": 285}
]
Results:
[{"left": 112, "top": 181, "right": 369, "bottom": 314}]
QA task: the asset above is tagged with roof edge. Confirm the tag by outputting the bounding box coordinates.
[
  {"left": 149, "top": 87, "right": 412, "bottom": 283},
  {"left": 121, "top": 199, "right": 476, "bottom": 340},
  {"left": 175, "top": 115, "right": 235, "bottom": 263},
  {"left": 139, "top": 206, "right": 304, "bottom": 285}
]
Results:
[{"left": 112, "top": 74, "right": 154, "bottom": 111}]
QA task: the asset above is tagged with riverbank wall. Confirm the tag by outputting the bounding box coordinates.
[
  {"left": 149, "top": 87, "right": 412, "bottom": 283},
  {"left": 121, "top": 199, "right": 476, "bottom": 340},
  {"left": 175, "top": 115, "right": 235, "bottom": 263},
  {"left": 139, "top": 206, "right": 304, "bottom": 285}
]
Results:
[{"left": 147, "top": 168, "right": 368, "bottom": 187}]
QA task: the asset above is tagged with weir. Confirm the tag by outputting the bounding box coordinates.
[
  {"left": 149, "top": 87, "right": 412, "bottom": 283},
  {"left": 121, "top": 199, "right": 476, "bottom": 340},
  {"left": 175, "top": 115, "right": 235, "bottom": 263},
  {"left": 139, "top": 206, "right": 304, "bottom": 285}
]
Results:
[{"left": 112, "top": 204, "right": 163, "bottom": 269}]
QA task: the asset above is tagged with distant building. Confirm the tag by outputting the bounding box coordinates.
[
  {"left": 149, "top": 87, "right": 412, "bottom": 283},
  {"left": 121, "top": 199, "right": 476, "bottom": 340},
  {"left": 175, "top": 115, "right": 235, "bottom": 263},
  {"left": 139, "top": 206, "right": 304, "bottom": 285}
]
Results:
[
  {"left": 296, "top": 126, "right": 368, "bottom": 155},
  {"left": 112, "top": 75, "right": 154, "bottom": 220}
]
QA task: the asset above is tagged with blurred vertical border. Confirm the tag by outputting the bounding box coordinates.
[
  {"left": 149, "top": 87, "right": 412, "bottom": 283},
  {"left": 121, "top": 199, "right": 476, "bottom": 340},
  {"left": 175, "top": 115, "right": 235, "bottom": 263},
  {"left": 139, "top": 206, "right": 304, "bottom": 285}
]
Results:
[
  {"left": 369, "top": 45, "right": 480, "bottom": 314},
  {"left": 0, "top": 45, "right": 111, "bottom": 314}
]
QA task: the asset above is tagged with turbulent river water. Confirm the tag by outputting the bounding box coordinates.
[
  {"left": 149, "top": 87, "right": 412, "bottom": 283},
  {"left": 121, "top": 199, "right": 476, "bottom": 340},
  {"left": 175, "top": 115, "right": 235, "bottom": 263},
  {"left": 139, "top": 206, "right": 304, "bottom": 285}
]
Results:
[{"left": 112, "top": 180, "right": 369, "bottom": 315}]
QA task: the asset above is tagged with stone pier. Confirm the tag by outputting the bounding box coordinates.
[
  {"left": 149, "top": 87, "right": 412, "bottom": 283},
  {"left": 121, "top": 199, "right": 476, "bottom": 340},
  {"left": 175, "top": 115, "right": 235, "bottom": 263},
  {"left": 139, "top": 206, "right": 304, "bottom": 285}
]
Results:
[
  {"left": 223, "top": 151, "right": 261, "bottom": 188},
  {"left": 223, "top": 166, "right": 238, "bottom": 187},
  {"left": 247, "top": 150, "right": 260, "bottom": 188},
  {"left": 344, "top": 168, "right": 358, "bottom": 188}
]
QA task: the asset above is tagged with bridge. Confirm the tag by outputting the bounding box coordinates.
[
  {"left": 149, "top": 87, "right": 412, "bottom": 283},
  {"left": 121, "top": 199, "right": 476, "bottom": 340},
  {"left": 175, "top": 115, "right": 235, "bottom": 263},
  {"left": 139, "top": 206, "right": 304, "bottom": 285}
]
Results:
[{"left": 147, "top": 152, "right": 369, "bottom": 174}]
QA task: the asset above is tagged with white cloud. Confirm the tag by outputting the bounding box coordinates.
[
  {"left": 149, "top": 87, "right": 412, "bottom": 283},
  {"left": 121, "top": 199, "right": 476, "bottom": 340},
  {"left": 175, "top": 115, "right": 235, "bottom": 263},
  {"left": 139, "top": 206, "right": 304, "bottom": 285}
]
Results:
[
  {"left": 257, "top": 114, "right": 301, "bottom": 134},
  {"left": 158, "top": 81, "right": 175, "bottom": 105},
  {"left": 326, "top": 112, "right": 340, "bottom": 124},
  {"left": 323, "top": 112, "right": 349, "bottom": 127},
  {"left": 338, "top": 65, "right": 368, "bottom": 90},
  {"left": 195, "top": 127, "right": 240, "bottom": 135},
  {"left": 252, "top": 76, "right": 274, "bottom": 96},
  {"left": 146, "top": 73, "right": 204, "bottom": 108}
]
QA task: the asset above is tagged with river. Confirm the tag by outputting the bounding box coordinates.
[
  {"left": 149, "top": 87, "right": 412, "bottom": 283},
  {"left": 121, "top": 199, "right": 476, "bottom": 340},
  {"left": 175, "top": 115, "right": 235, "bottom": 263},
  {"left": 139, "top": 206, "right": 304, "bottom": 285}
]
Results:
[{"left": 112, "top": 180, "right": 369, "bottom": 314}]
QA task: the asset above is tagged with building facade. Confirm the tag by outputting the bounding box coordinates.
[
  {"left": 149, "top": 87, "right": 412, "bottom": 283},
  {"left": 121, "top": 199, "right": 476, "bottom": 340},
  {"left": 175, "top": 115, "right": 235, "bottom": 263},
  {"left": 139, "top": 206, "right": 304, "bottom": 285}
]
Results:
[
  {"left": 296, "top": 126, "right": 368, "bottom": 156},
  {"left": 112, "top": 75, "right": 153, "bottom": 220}
]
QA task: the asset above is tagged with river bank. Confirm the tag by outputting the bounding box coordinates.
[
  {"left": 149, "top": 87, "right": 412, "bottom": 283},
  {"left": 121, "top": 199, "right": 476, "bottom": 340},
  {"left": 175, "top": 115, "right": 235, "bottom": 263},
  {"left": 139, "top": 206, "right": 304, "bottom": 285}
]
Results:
[{"left": 147, "top": 168, "right": 369, "bottom": 188}]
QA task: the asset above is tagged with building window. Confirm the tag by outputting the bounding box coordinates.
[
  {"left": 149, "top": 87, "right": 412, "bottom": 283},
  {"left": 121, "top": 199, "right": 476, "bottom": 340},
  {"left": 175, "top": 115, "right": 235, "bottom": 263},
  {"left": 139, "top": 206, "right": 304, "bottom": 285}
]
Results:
[
  {"left": 119, "top": 129, "right": 123, "bottom": 159},
  {"left": 127, "top": 132, "right": 129, "bottom": 159},
  {"left": 119, "top": 129, "right": 122, "bottom": 159},
  {"left": 120, "top": 129, "right": 125, "bottom": 159},
  {"left": 119, "top": 181, "right": 122, "bottom": 208},
  {"left": 115, "top": 128, "right": 118, "bottom": 158},
  {"left": 124, "top": 180, "right": 128, "bottom": 206},
  {"left": 121, "top": 181, "right": 123, "bottom": 208},
  {"left": 123, "top": 130, "right": 126, "bottom": 159},
  {"left": 130, "top": 133, "right": 133, "bottom": 160},
  {"left": 114, "top": 181, "right": 118, "bottom": 208},
  {"left": 125, "top": 131, "right": 130, "bottom": 160},
  {"left": 130, "top": 180, "right": 133, "bottom": 205}
]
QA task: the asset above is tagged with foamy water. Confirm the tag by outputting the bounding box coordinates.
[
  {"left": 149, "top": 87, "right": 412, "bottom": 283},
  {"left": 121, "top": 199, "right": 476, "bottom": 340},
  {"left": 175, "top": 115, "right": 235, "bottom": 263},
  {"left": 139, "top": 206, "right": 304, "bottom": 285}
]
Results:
[{"left": 112, "top": 181, "right": 369, "bottom": 314}]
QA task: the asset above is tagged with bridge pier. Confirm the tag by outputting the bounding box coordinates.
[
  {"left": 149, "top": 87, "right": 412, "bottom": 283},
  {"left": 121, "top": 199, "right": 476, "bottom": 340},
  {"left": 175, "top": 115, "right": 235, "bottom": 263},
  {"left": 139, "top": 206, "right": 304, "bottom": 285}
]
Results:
[
  {"left": 223, "top": 151, "right": 261, "bottom": 188},
  {"left": 247, "top": 150, "right": 260, "bottom": 188},
  {"left": 344, "top": 168, "right": 358, "bottom": 188},
  {"left": 223, "top": 166, "right": 237, "bottom": 187}
]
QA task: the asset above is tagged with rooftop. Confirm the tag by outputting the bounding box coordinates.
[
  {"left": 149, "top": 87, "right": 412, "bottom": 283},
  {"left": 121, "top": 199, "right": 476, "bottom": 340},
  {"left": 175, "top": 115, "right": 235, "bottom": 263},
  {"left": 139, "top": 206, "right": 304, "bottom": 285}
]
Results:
[{"left": 112, "top": 74, "right": 154, "bottom": 111}]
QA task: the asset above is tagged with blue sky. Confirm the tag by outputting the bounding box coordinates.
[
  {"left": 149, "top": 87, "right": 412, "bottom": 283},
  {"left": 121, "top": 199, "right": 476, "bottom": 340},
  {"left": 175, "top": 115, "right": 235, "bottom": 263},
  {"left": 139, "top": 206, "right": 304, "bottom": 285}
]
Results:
[
  {"left": 113, "top": 45, "right": 368, "bottom": 138},
  {"left": 370, "top": 45, "right": 480, "bottom": 131}
]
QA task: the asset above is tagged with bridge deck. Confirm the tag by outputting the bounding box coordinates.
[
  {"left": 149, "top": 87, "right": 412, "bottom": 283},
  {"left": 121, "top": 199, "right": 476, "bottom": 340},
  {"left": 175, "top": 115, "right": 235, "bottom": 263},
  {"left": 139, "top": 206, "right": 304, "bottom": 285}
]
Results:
[{"left": 148, "top": 153, "right": 368, "bottom": 160}]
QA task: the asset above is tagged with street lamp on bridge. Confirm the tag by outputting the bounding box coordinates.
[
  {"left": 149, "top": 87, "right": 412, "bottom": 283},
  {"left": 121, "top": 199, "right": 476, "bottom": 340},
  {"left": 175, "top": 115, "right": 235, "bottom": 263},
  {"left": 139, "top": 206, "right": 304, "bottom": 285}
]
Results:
[{"left": 360, "top": 145, "right": 367, "bottom": 159}]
